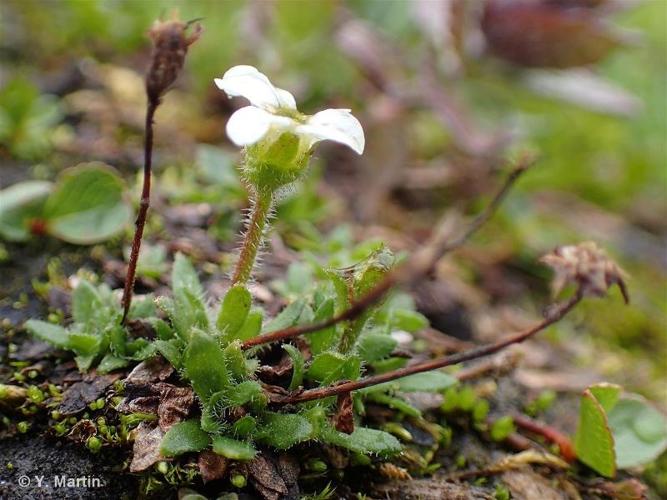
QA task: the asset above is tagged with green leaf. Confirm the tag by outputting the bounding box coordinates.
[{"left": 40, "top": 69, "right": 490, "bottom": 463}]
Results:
[
  {"left": 232, "top": 415, "right": 257, "bottom": 437},
  {"left": 321, "top": 426, "right": 402, "bottom": 456},
  {"left": 388, "top": 309, "right": 429, "bottom": 333},
  {"left": 128, "top": 294, "right": 156, "bottom": 320},
  {"left": 183, "top": 330, "right": 230, "bottom": 402},
  {"left": 256, "top": 412, "right": 313, "bottom": 449},
  {"left": 44, "top": 163, "right": 132, "bottom": 244},
  {"left": 160, "top": 420, "right": 210, "bottom": 457},
  {"left": 589, "top": 383, "right": 622, "bottom": 413},
  {"left": 223, "top": 341, "right": 249, "bottom": 382},
  {"left": 235, "top": 309, "right": 263, "bottom": 342},
  {"left": 212, "top": 435, "right": 257, "bottom": 460},
  {"left": 308, "top": 298, "right": 337, "bottom": 355},
  {"left": 262, "top": 299, "right": 306, "bottom": 333},
  {"left": 357, "top": 334, "right": 397, "bottom": 363},
  {"left": 71, "top": 280, "right": 103, "bottom": 325},
  {"left": 225, "top": 381, "right": 267, "bottom": 409},
  {"left": 608, "top": 396, "right": 667, "bottom": 469},
  {"left": 306, "top": 352, "right": 360, "bottom": 384},
  {"left": 97, "top": 354, "right": 129, "bottom": 373},
  {"left": 68, "top": 332, "right": 100, "bottom": 356},
  {"left": 0, "top": 180, "right": 51, "bottom": 242},
  {"left": 75, "top": 354, "right": 97, "bottom": 372},
  {"left": 24, "top": 320, "right": 69, "bottom": 348},
  {"left": 172, "top": 252, "right": 204, "bottom": 297},
  {"left": 366, "top": 393, "right": 421, "bottom": 417},
  {"left": 217, "top": 285, "right": 252, "bottom": 341},
  {"left": 575, "top": 388, "right": 617, "bottom": 478},
  {"left": 396, "top": 371, "right": 458, "bottom": 393},
  {"left": 283, "top": 344, "right": 305, "bottom": 391}
]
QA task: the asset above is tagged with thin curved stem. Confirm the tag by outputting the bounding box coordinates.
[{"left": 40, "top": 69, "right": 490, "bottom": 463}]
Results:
[
  {"left": 232, "top": 190, "right": 273, "bottom": 285},
  {"left": 270, "top": 290, "right": 582, "bottom": 405}
]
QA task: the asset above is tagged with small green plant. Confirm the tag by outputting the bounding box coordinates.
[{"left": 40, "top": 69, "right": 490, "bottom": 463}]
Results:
[
  {"left": 0, "top": 163, "right": 132, "bottom": 244},
  {"left": 0, "top": 76, "right": 62, "bottom": 160}
]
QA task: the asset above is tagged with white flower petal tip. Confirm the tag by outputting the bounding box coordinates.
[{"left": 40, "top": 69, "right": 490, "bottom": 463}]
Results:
[
  {"left": 226, "top": 106, "right": 294, "bottom": 147},
  {"left": 214, "top": 65, "right": 296, "bottom": 110},
  {"left": 298, "top": 108, "right": 365, "bottom": 155}
]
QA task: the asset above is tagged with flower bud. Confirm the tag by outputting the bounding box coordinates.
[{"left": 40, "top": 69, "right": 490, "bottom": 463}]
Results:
[{"left": 146, "top": 13, "right": 202, "bottom": 102}]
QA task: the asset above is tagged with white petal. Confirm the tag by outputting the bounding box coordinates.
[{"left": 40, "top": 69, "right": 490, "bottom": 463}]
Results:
[
  {"left": 226, "top": 106, "right": 294, "bottom": 147},
  {"left": 214, "top": 65, "right": 296, "bottom": 110},
  {"left": 296, "top": 108, "right": 365, "bottom": 154}
]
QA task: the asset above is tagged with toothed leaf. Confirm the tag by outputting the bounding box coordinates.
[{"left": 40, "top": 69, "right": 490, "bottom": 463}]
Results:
[{"left": 160, "top": 420, "right": 210, "bottom": 457}]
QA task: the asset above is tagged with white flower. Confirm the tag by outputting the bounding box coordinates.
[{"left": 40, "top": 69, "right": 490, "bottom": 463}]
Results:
[{"left": 214, "top": 65, "right": 365, "bottom": 155}]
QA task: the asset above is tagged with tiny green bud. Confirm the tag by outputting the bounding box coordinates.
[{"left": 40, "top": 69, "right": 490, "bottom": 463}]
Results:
[
  {"left": 6, "top": 462, "right": 14, "bottom": 470},
  {"left": 306, "top": 459, "right": 328, "bottom": 473},
  {"left": 51, "top": 410, "right": 61, "bottom": 420},
  {"left": 27, "top": 385, "right": 45, "bottom": 403},
  {"left": 87, "top": 436, "right": 102, "bottom": 454},
  {"left": 53, "top": 423, "right": 67, "bottom": 435},
  {"left": 455, "top": 454, "right": 466, "bottom": 468},
  {"left": 458, "top": 386, "right": 477, "bottom": 412},
  {"left": 472, "top": 399, "right": 490, "bottom": 423},
  {"left": 17, "top": 421, "right": 29, "bottom": 433},
  {"left": 230, "top": 474, "right": 246, "bottom": 488},
  {"left": 490, "top": 416, "right": 516, "bottom": 442},
  {"left": 495, "top": 484, "right": 511, "bottom": 500},
  {"left": 156, "top": 461, "right": 169, "bottom": 475},
  {"left": 28, "top": 370, "right": 39, "bottom": 379}
]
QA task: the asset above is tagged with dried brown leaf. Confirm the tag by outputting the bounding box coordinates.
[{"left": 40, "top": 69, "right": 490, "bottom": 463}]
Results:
[
  {"left": 130, "top": 422, "right": 165, "bottom": 472},
  {"left": 198, "top": 450, "right": 229, "bottom": 483}
]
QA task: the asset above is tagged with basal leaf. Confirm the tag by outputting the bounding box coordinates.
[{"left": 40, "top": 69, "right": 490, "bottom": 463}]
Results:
[
  {"left": 212, "top": 435, "right": 257, "bottom": 460},
  {"left": 71, "top": 280, "right": 103, "bottom": 325},
  {"left": 223, "top": 341, "right": 249, "bottom": 381},
  {"left": 183, "top": 330, "right": 230, "bottom": 402},
  {"left": 97, "top": 354, "right": 129, "bottom": 373},
  {"left": 256, "top": 412, "right": 313, "bottom": 449},
  {"left": 321, "top": 426, "right": 402, "bottom": 456},
  {"left": 24, "top": 320, "right": 69, "bottom": 348},
  {"left": 283, "top": 344, "right": 305, "bottom": 391},
  {"left": 396, "top": 371, "right": 458, "bottom": 393},
  {"left": 306, "top": 352, "right": 360, "bottom": 384},
  {"left": 357, "top": 334, "right": 397, "bottom": 363},
  {"left": 44, "top": 163, "right": 132, "bottom": 244},
  {"left": 68, "top": 332, "right": 100, "bottom": 356},
  {"left": 608, "top": 396, "right": 667, "bottom": 469},
  {"left": 172, "top": 252, "right": 204, "bottom": 297},
  {"left": 160, "top": 419, "right": 210, "bottom": 457},
  {"left": 236, "top": 309, "right": 263, "bottom": 342},
  {"left": 308, "top": 298, "right": 337, "bottom": 355},
  {"left": 262, "top": 299, "right": 306, "bottom": 333},
  {"left": 217, "top": 285, "right": 252, "bottom": 341},
  {"left": 575, "top": 388, "right": 616, "bottom": 478},
  {"left": 366, "top": 393, "right": 421, "bottom": 417},
  {"left": 0, "top": 180, "right": 51, "bottom": 242}
]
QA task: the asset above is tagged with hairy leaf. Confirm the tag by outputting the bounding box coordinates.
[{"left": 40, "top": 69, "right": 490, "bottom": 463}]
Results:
[
  {"left": 321, "top": 426, "right": 402, "bottom": 456},
  {"left": 283, "top": 344, "right": 305, "bottom": 391},
  {"left": 357, "top": 334, "right": 397, "bottom": 363},
  {"left": 24, "top": 320, "right": 69, "bottom": 348},
  {"left": 263, "top": 299, "right": 306, "bottom": 333},
  {"left": 212, "top": 435, "right": 257, "bottom": 460},
  {"left": 160, "top": 419, "right": 210, "bottom": 457},
  {"left": 183, "top": 330, "right": 230, "bottom": 402},
  {"left": 308, "top": 298, "right": 337, "bottom": 355},
  {"left": 256, "top": 412, "right": 313, "bottom": 449},
  {"left": 306, "top": 352, "right": 360, "bottom": 384},
  {"left": 217, "top": 285, "right": 252, "bottom": 341},
  {"left": 236, "top": 309, "right": 263, "bottom": 342}
]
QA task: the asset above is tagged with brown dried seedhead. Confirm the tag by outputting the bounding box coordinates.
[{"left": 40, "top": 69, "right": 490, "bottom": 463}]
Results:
[
  {"left": 541, "top": 241, "right": 629, "bottom": 303},
  {"left": 146, "top": 12, "right": 202, "bottom": 102}
]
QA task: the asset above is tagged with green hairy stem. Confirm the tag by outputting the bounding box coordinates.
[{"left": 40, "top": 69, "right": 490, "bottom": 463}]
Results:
[{"left": 231, "top": 189, "right": 273, "bottom": 285}]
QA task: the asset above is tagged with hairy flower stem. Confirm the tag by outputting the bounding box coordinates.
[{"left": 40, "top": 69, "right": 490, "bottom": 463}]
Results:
[
  {"left": 232, "top": 189, "right": 273, "bottom": 285},
  {"left": 122, "top": 97, "right": 159, "bottom": 324},
  {"left": 270, "top": 289, "right": 583, "bottom": 405}
]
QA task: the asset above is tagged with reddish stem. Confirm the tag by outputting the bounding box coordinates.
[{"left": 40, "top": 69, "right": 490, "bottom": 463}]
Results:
[
  {"left": 271, "top": 290, "right": 582, "bottom": 405},
  {"left": 512, "top": 413, "right": 576, "bottom": 462},
  {"left": 122, "top": 97, "right": 159, "bottom": 324}
]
